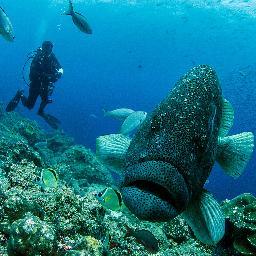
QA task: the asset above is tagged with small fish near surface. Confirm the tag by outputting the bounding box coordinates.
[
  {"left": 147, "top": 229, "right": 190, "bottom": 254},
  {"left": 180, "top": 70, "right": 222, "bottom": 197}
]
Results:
[
  {"left": 103, "top": 108, "right": 135, "bottom": 121},
  {"left": 95, "top": 187, "right": 122, "bottom": 211},
  {"left": 63, "top": 0, "right": 92, "bottom": 34},
  {"left": 96, "top": 65, "right": 254, "bottom": 245},
  {"left": 0, "top": 6, "right": 14, "bottom": 42}
]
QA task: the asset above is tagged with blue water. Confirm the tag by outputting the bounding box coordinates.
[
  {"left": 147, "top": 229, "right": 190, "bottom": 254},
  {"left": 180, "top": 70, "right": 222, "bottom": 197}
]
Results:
[{"left": 0, "top": 0, "right": 255, "bottom": 201}]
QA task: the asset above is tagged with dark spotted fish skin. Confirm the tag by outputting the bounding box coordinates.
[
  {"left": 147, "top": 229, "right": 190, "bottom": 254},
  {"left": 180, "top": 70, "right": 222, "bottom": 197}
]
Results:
[
  {"left": 121, "top": 65, "right": 223, "bottom": 221},
  {"left": 126, "top": 227, "right": 159, "bottom": 253}
]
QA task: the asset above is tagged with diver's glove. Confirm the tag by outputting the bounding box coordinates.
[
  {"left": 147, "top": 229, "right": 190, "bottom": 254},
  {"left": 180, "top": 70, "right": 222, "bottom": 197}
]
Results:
[
  {"left": 53, "top": 68, "right": 64, "bottom": 81},
  {"left": 57, "top": 68, "right": 64, "bottom": 76}
]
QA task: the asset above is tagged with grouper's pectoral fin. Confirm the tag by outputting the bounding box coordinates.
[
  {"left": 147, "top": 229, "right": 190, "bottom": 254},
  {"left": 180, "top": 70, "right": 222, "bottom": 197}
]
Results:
[
  {"left": 217, "top": 132, "right": 254, "bottom": 178},
  {"left": 182, "top": 190, "right": 225, "bottom": 245},
  {"left": 218, "top": 98, "right": 234, "bottom": 137},
  {"left": 96, "top": 134, "right": 131, "bottom": 167},
  {"left": 216, "top": 98, "right": 254, "bottom": 178}
]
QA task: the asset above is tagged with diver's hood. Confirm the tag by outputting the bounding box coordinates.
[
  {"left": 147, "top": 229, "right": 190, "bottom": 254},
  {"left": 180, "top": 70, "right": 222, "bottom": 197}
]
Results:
[{"left": 121, "top": 161, "right": 190, "bottom": 221}]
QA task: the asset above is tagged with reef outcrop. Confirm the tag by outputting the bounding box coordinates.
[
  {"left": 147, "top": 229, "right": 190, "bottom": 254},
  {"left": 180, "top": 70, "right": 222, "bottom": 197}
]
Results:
[{"left": 0, "top": 105, "right": 253, "bottom": 256}]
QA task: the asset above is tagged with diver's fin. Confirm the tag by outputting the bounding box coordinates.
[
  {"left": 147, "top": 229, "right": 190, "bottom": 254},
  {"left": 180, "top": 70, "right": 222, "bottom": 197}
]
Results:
[
  {"left": 96, "top": 134, "right": 131, "bottom": 166},
  {"left": 40, "top": 114, "right": 61, "bottom": 130},
  {"left": 63, "top": 0, "right": 74, "bottom": 15},
  {"left": 182, "top": 190, "right": 225, "bottom": 245},
  {"left": 218, "top": 98, "right": 234, "bottom": 137},
  {"left": 46, "top": 114, "right": 61, "bottom": 125},
  {"left": 6, "top": 90, "right": 23, "bottom": 112},
  {"left": 217, "top": 132, "right": 254, "bottom": 178}
]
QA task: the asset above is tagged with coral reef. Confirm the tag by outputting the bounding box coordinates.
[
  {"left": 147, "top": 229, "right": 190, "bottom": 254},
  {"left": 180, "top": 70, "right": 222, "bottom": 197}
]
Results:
[
  {"left": 7, "top": 213, "right": 57, "bottom": 256},
  {"left": 0, "top": 105, "right": 253, "bottom": 256},
  {"left": 53, "top": 145, "right": 113, "bottom": 196},
  {"left": 221, "top": 193, "right": 256, "bottom": 255}
]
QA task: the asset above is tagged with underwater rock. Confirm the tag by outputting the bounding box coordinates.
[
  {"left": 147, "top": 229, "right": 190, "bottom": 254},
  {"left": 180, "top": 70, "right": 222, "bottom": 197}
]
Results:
[
  {"left": 34, "top": 186, "right": 106, "bottom": 240},
  {"left": 0, "top": 232, "right": 8, "bottom": 256},
  {"left": 162, "top": 216, "right": 192, "bottom": 245},
  {"left": 101, "top": 209, "right": 170, "bottom": 256},
  {"left": 84, "top": 236, "right": 103, "bottom": 256},
  {"left": 7, "top": 213, "right": 57, "bottom": 256},
  {"left": 222, "top": 193, "right": 256, "bottom": 232},
  {"left": 162, "top": 240, "right": 212, "bottom": 256},
  {"left": 1, "top": 107, "right": 45, "bottom": 146},
  {"left": 0, "top": 169, "right": 10, "bottom": 192},
  {"left": 3, "top": 159, "right": 40, "bottom": 189},
  {"left": 73, "top": 236, "right": 103, "bottom": 256},
  {"left": 233, "top": 237, "right": 256, "bottom": 255},
  {"left": 14, "top": 119, "right": 45, "bottom": 146},
  {"left": 46, "top": 131, "right": 74, "bottom": 153},
  {"left": 222, "top": 193, "right": 256, "bottom": 255},
  {"left": 3, "top": 189, "right": 44, "bottom": 222},
  {"left": 56, "top": 145, "right": 112, "bottom": 193},
  {"left": 1, "top": 140, "right": 42, "bottom": 168}
]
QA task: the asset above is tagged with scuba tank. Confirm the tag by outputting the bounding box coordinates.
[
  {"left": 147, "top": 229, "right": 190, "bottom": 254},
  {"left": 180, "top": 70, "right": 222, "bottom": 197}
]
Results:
[{"left": 22, "top": 47, "right": 42, "bottom": 87}]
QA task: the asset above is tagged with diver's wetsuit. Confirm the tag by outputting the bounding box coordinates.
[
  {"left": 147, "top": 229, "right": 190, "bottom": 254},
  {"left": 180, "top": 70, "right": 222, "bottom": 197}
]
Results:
[
  {"left": 6, "top": 41, "right": 63, "bottom": 129},
  {"left": 21, "top": 49, "right": 62, "bottom": 115}
]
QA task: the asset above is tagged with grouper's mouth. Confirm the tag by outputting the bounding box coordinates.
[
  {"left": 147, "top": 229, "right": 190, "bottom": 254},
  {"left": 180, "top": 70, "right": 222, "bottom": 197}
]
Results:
[{"left": 121, "top": 160, "right": 190, "bottom": 222}]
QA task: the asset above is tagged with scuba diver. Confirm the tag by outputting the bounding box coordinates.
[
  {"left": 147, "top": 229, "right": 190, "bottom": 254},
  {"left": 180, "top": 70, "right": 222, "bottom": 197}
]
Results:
[{"left": 6, "top": 41, "right": 63, "bottom": 129}]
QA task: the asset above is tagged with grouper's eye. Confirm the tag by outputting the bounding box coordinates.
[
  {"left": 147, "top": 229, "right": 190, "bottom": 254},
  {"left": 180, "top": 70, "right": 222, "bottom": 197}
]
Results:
[{"left": 150, "top": 115, "right": 161, "bottom": 132}]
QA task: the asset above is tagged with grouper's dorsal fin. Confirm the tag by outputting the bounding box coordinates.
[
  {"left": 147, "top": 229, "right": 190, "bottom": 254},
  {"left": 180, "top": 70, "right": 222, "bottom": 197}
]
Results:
[
  {"left": 218, "top": 98, "right": 234, "bottom": 137},
  {"left": 217, "top": 132, "right": 254, "bottom": 178},
  {"left": 96, "top": 134, "right": 131, "bottom": 167},
  {"left": 182, "top": 190, "right": 225, "bottom": 245}
]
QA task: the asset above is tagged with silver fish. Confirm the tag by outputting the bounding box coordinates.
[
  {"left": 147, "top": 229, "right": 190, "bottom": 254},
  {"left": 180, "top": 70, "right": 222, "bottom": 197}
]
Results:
[
  {"left": 104, "top": 108, "right": 135, "bottom": 121},
  {"left": 0, "top": 7, "right": 14, "bottom": 42},
  {"left": 120, "top": 111, "right": 147, "bottom": 135},
  {"left": 64, "top": 0, "right": 92, "bottom": 34}
]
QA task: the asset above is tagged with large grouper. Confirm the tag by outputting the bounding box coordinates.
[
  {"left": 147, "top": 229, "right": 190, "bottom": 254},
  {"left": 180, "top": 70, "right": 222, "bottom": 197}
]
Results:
[{"left": 96, "top": 65, "right": 254, "bottom": 245}]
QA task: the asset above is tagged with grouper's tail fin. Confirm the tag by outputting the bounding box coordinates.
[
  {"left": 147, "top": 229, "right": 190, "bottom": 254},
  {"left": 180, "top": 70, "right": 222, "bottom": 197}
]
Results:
[
  {"left": 63, "top": 0, "right": 74, "bottom": 15},
  {"left": 182, "top": 190, "right": 225, "bottom": 245},
  {"left": 217, "top": 132, "right": 254, "bottom": 178}
]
